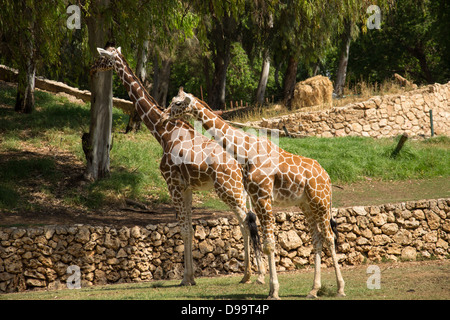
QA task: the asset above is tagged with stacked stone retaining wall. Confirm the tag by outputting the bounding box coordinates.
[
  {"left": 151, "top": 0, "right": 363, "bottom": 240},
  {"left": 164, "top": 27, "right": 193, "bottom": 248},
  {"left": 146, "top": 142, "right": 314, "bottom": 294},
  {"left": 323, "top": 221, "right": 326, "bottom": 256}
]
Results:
[
  {"left": 1, "top": 198, "right": 449, "bottom": 293},
  {"left": 251, "top": 82, "right": 450, "bottom": 138}
]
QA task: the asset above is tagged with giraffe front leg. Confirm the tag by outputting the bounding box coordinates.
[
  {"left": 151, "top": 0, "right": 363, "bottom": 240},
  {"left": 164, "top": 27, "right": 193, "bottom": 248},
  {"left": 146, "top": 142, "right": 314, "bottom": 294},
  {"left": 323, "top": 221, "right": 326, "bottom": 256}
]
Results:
[
  {"left": 254, "top": 197, "right": 279, "bottom": 299},
  {"left": 168, "top": 184, "right": 196, "bottom": 286},
  {"left": 179, "top": 222, "right": 196, "bottom": 286}
]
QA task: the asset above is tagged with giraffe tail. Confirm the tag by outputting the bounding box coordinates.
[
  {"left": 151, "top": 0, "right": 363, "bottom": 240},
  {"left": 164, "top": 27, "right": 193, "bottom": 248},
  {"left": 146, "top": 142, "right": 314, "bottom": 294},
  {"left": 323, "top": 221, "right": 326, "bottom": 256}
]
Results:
[
  {"left": 247, "top": 211, "right": 262, "bottom": 259},
  {"left": 330, "top": 218, "right": 339, "bottom": 251}
]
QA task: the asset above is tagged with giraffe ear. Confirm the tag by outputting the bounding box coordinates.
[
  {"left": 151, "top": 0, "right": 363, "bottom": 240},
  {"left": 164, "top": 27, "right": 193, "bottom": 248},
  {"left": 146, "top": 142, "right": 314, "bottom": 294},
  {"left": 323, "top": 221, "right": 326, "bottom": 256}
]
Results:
[
  {"left": 117, "top": 47, "right": 121, "bottom": 54},
  {"left": 97, "top": 47, "right": 113, "bottom": 57},
  {"left": 183, "top": 96, "right": 191, "bottom": 105}
]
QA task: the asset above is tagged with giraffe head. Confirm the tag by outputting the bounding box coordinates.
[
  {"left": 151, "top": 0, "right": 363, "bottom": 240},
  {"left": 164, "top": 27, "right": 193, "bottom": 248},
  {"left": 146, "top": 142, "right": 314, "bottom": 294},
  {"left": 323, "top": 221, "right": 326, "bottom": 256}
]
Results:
[
  {"left": 90, "top": 46, "right": 122, "bottom": 75},
  {"left": 167, "top": 87, "right": 195, "bottom": 120}
]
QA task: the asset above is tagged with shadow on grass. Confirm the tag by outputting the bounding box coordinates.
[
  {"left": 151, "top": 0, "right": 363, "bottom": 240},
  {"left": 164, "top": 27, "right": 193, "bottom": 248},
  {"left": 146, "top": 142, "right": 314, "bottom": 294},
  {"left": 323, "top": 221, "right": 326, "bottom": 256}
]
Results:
[
  {"left": 0, "top": 148, "right": 145, "bottom": 213},
  {"left": 0, "top": 86, "right": 127, "bottom": 140}
]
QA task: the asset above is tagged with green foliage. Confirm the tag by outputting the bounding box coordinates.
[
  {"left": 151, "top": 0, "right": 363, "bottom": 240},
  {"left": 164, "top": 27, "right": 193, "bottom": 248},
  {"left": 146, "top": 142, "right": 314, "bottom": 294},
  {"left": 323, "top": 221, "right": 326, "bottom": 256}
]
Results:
[
  {"left": 0, "top": 0, "right": 66, "bottom": 72},
  {"left": 226, "top": 43, "right": 258, "bottom": 102},
  {"left": 348, "top": 0, "right": 450, "bottom": 85},
  {"left": 1, "top": 0, "right": 447, "bottom": 108}
]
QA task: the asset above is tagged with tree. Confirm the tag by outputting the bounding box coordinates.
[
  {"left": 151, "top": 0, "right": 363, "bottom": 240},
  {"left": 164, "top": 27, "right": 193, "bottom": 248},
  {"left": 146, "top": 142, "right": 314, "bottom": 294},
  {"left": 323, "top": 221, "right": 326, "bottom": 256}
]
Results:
[
  {"left": 333, "top": 1, "right": 391, "bottom": 96},
  {"left": 80, "top": 0, "right": 115, "bottom": 181},
  {"left": 0, "top": 0, "right": 65, "bottom": 113},
  {"left": 192, "top": 0, "right": 245, "bottom": 109},
  {"left": 241, "top": 0, "right": 275, "bottom": 105},
  {"left": 271, "top": 0, "right": 343, "bottom": 107},
  {"left": 348, "top": 0, "right": 449, "bottom": 86}
]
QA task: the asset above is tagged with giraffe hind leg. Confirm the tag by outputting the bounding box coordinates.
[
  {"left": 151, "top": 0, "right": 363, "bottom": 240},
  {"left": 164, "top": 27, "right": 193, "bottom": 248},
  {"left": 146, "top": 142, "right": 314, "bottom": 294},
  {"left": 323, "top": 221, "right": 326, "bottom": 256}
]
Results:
[
  {"left": 306, "top": 219, "right": 323, "bottom": 299},
  {"left": 325, "top": 219, "right": 346, "bottom": 297}
]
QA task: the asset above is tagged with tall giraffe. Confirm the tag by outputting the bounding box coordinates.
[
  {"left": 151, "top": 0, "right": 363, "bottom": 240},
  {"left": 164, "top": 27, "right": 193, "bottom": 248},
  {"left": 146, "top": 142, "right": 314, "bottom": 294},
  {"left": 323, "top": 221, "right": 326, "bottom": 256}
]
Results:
[
  {"left": 166, "top": 88, "right": 346, "bottom": 299},
  {"left": 91, "top": 47, "right": 264, "bottom": 286}
]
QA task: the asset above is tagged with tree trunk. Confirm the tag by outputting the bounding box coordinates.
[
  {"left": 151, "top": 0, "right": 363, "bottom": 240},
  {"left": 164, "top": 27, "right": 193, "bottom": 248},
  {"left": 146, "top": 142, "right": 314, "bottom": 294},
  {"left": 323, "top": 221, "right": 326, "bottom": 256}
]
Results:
[
  {"left": 334, "top": 20, "right": 352, "bottom": 97},
  {"left": 15, "top": 4, "right": 35, "bottom": 114},
  {"left": 126, "top": 38, "right": 148, "bottom": 133},
  {"left": 407, "top": 44, "right": 434, "bottom": 84},
  {"left": 255, "top": 49, "right": 270, "bottom": 105},
  {"left": 283, "top": 55, "right": 298, "bottom": 108},
  {"left": 208, "top": 47, "right": 231, "bottom": 109},
  {"left": 15, "top": 60, "right": 36, "bottom": 114},
  {"left": 152, "top": 52, "right": 172, "bottom": 108},
  {"left": 84, "top": 0, "right": 113, "bottom": 181},
  {"left": 207, "top": 13, "right": 235, "bottom": 110},
  {"left": 136, "top": 39, "right": 149, "bottom": 83}
]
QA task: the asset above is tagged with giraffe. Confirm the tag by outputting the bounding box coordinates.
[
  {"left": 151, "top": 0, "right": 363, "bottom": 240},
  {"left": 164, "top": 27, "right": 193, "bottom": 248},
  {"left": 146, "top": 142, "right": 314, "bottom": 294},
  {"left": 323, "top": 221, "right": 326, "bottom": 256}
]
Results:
[
  {"left": 166, "top": 88, "right": 346, "bottom": 299},
  {"left": 91, "top": 46, "right": 265, "bottom": 286}
]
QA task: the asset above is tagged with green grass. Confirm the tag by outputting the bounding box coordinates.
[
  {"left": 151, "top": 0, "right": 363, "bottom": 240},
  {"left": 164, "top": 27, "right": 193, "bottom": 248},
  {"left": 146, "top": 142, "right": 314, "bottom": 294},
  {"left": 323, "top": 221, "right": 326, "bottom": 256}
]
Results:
[
  {"left": 279, "top": 135, "right": 450, "bottom": 183},
  {"left": 1, "top": 261, "right": 449, "bottom": 300},
  {"left": 0, "top": 84, "right": 449, "bottom": 212}
]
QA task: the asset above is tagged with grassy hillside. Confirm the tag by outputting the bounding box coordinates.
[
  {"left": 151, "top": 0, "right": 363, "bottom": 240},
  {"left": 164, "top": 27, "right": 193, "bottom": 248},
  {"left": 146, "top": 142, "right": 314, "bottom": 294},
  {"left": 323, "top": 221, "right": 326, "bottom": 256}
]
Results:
[{"left": 0, "top": 83, "right": 449, "bottom": 212}]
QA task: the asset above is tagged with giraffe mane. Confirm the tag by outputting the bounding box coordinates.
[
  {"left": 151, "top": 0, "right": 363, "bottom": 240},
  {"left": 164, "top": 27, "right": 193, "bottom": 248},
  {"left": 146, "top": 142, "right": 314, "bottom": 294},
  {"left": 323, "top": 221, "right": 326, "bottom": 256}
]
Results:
[
  {"left": 118, "top": 53, "right": 199, "bottom": 131},
  {"left": 117, "top": 52, "right": 161, "bottom": 111},
  {"left": 192, "top": 95, "right": 227, "bottom": 122}
]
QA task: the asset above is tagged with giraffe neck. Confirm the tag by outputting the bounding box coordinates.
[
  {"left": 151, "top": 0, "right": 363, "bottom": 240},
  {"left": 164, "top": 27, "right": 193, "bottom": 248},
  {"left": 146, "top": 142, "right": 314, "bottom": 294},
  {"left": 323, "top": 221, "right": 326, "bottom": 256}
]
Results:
[
  {"left": 113, "top": 54, "right": 167, "bottom": 145},
  {"left": 190, "top": 99, "right": 253, "bottom": 162}
]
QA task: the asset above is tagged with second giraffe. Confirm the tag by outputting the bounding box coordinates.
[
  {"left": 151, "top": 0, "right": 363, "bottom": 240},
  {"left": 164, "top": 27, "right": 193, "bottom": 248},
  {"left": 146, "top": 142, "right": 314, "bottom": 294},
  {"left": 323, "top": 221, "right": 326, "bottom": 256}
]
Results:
[{"left": 166, "top": 88, "right": 346, "bottom": 299}]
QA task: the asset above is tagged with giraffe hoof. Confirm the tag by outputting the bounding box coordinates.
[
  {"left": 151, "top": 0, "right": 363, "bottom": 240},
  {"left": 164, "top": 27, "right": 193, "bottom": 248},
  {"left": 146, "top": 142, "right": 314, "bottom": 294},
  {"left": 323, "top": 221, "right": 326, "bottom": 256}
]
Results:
[
  {"left": 256, "top": 278, "right": 265, "bottom": 285},
  {"left": 239, "top": 278, "right": 252, "bottom": 284},
  {"left": 179, "top": 280, "right": 196, "bottom": 286},
  {"left": 266, "top": 295, "right": 281, "bottom": 300},
  {"left": 336, "top": 292, "right": 346, "bottom": 297},
  {"left": 307, "top": 290, "right": 319, "bottom": 299}
]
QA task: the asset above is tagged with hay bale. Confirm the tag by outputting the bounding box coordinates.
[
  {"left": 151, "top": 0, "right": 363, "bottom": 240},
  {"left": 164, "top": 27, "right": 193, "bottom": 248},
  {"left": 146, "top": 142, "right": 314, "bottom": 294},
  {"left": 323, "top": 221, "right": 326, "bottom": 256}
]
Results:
[
  {"left": 291, "top": 75, "right": 333, "bottom": 110},
  {"left": 394, "top": 73, "right": 418, "bottom": 89}
]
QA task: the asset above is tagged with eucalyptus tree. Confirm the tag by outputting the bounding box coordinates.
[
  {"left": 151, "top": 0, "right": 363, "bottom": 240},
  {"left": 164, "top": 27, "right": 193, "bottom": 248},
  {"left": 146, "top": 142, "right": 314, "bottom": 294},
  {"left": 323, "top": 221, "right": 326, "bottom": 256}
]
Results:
[
  {"left": 269, "top": 0, "right": 343, "bottom": 107},
  {"left": 75, "top": 0, "right": 115, "bottom": 181},
  {"left": 348, "top": 0, "right": 448, "bottom": 86},
  {"left": 0, "top": 0, "right": 66, "bottom": 113},
  {"left": 333, "top": 0, "right": 391, "bottom": 96},
  {"left": 190, "top": 0, "right": 247, "bottom": 109},
  {"left": 79, "top": 0, "right": 198, "bottom": 179},
  {"left": 240, "top": 0, "right": 276, "bottom": 105}
]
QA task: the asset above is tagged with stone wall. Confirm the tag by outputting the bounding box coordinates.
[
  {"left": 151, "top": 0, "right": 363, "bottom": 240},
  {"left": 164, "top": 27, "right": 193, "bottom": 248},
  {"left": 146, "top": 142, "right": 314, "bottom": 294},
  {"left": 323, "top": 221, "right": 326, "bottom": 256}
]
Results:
[
  {"left": 252, "top": 82, "right": 450, "bottom": 138},
  {"left": 1, "top": 198, "right": 449, "bottom": 293}
]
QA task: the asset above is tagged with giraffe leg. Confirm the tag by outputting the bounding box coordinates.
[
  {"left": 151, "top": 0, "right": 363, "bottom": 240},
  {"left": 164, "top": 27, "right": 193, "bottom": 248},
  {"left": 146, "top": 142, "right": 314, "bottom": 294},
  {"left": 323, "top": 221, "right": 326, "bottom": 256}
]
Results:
[
  {"left": 234, "top": 207, "right": 253, "bottom": 284},
  {"left": 308, "top": 235, "right": 323, "bottom": 298},
  {"left": 329, "top": 241, "right": 346, "bottom": 297},
  {"left": 324, "top": 220, "right": 346, "bottom": 297},
  {"left": 215, "top": 183, "right": 265, "bottom": 284},
  {"left": 304, "top": 214, "right": 323, "bottom": 299},
  {"left": 254, "top": 196, "right": 279, "bottom": 299},
  {"left": 247, "top": 197, "right": 266, "bottom": 285},
  {"left": 169, "top": 185, "right": 196, "bottom": 286}
]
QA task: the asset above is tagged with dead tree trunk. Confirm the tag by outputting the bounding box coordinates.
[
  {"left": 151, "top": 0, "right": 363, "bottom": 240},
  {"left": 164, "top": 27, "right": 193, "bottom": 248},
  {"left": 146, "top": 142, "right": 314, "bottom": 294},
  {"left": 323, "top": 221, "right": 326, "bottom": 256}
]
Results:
[
  {"left": 334, "top": 19, "right": 352, "bottom": 97},
  {"left": 15, "top": 5, "right": 36, "bottom": 114},
  {"left": 283, "top": 55, "right": 298, "bottom": 108},
  {"left": 84, "top": 0, "right": 113, "bottom": 181},
  {"left": 126, "top": 38, "right": 148, "bottom": 133},
  {"left": 255, "top": 49, "right": 270, "bottom": 105},
  {"left": 152, "top": 52, "right": 172, "bottom": 108}
]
